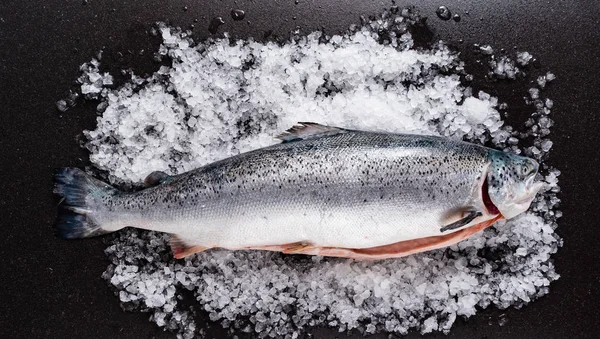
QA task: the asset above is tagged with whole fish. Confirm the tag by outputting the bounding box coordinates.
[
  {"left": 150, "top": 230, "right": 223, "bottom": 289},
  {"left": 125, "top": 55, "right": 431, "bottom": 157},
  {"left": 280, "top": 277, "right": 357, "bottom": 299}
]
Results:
[{"left": 54, "top": 123, "right": 543, "bottom": 260}]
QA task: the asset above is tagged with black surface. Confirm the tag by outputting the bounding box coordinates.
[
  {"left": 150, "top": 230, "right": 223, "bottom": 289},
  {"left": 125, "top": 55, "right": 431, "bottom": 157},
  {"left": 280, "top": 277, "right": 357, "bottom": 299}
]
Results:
[{"left": 1, "top": 1, "right": 599, "bottom": 338}]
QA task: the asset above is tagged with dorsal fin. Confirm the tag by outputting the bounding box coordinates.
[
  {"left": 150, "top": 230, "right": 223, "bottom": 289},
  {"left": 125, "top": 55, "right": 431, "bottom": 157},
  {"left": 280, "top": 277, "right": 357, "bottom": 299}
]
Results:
[{"left": 275, "top": 122, "right": 346, "bottom": 143}]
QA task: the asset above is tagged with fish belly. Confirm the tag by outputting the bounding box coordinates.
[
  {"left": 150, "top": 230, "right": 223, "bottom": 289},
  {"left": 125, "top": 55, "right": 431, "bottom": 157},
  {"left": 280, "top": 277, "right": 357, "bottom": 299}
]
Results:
[{"left": 149, "top": 201, "right": 450, "bottom": 250}]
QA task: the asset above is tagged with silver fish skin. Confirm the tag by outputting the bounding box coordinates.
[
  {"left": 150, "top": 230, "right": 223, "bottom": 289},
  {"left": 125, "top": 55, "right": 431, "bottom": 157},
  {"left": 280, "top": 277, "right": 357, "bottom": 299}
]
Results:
[{"left": 54, "top": 123, "right": 542, "bottom": 257}]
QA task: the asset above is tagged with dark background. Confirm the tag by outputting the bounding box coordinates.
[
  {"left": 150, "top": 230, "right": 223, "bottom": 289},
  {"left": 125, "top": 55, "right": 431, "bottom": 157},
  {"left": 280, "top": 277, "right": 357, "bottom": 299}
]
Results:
[{"left": 1, "top": 0, "right": 599, "bottom": 338}]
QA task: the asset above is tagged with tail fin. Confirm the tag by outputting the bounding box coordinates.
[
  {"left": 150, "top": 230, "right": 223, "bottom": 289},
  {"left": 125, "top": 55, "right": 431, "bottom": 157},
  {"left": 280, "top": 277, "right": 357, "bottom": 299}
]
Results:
[{"left": 53, "top": 168, "right": 119, "bottom": 239}]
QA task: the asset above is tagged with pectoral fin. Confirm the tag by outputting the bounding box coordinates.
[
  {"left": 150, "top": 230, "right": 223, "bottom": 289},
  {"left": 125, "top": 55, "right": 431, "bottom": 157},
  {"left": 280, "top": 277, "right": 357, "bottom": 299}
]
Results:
[{"left": 440, "top": 210, "right": 482, "bottom": 233}]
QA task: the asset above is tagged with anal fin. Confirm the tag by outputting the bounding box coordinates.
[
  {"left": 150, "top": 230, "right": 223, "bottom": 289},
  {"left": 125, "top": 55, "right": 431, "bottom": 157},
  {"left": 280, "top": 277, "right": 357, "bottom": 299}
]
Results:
[{"left": 170, "top": 236, "right": 209, "bottom": 259}]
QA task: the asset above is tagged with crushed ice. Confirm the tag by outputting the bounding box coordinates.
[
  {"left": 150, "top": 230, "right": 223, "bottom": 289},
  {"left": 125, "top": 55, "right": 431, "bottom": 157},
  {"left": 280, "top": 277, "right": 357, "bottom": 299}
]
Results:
[{"left": 73, "top": 8, "right": 561, "bottom": 339}]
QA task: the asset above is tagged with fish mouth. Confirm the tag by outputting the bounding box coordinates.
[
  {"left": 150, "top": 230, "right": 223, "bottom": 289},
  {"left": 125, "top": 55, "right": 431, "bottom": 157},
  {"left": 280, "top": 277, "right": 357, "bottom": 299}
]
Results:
[
  {"left": 481, "top": 177, "right": 500, "bottom": 216},
  {"left": 515, "top": 180, "right": 545, "bottom": 205}
]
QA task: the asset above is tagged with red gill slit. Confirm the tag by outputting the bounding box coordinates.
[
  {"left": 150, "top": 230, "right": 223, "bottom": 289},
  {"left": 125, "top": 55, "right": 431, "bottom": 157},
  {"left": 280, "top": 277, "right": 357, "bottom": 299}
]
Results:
[{"left": 482, "top": 177, "right": 500, "bottom": 215}]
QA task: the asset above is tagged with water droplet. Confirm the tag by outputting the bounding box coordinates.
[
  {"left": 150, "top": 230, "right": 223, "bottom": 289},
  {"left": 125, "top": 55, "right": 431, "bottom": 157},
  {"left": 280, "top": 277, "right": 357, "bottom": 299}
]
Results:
[
  {"left": 292, "top": 16, "right": 297, "bottom": 20},
  {"left": 453, "top": 14, "right": 461, "bottom": 22},
  {"left": 208, "top": 16, "right": 225, "bottom": 34},
  {"left": 56, "top": 99, "right": 68, "bottom": 112},
  {"left": 231, "top": 9, "right": 245, "bottom": 21},
  {"left": 183, "top": 6, "right": 188, "bottom": 12},
  {"left": 295, "top": 0, "right": 299, "bottom": 4},
  {"left": 67, "top": 91, "right": 80, "bottom": 104},
  {"left": 436, "top": 6, "right": 451, "bottom": 21},
  {"left": 498, "top": 314, "right": 508, "bottom": 327}
]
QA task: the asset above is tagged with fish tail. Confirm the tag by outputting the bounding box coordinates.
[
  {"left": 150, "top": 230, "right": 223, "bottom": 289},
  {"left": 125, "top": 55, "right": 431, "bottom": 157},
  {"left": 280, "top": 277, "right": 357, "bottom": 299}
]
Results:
[{"left": 53, "top": 168, "right": 121, "bottom": 239}]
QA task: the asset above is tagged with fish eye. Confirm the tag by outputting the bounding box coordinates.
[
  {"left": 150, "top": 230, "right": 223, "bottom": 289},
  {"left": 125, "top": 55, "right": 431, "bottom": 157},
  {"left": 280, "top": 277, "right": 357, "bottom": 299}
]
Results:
[{"left": 521, "top": 161, "right": 536, "bottom": 177}]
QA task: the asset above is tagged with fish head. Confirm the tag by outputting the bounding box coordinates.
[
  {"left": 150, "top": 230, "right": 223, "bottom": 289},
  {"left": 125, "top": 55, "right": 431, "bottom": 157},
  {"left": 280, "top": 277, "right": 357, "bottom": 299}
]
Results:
[{"left": 486, "top": 151, "right": 544, "bottom": 219}]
